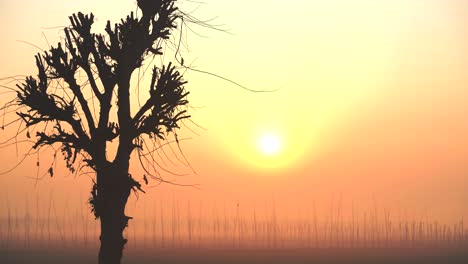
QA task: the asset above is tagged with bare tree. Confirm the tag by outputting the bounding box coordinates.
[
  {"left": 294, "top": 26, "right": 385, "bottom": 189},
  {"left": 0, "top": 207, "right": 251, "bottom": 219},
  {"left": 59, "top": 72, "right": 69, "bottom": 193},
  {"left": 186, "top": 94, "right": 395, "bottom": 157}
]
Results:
[{"left": 5, "top": 0, "right": 193, "bottom": 263}]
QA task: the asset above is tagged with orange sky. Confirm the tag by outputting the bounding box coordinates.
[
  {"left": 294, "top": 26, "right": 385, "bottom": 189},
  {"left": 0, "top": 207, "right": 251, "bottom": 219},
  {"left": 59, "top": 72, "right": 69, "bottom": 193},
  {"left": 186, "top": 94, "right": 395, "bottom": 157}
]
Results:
[{"left": 1, "top": 0, "right": 468, "bottom": 223}]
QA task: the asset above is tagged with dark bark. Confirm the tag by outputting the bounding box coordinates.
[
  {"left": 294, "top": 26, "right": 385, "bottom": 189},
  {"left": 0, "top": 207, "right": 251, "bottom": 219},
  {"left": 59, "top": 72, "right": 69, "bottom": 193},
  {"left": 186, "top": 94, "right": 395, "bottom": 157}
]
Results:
[{"left": 96, "top": 166, "right": 132, "bottom": 264}]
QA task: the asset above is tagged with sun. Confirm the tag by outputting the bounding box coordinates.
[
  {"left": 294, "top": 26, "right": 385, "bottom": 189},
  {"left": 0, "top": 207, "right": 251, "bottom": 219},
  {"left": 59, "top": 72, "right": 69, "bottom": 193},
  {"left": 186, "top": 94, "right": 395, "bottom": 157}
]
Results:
[
  {"left": 222, "top": 125, "right": 308, "bottom": 169},
  {"left": 258, "top": 133, "right": 282, "bottom": 156}
]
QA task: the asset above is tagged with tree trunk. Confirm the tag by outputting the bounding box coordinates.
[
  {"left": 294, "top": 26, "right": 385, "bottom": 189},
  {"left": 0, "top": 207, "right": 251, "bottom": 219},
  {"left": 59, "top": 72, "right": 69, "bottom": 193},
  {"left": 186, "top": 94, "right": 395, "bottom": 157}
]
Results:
[{"left": 97, "top": 167, "right": 132, "bottom": 264}]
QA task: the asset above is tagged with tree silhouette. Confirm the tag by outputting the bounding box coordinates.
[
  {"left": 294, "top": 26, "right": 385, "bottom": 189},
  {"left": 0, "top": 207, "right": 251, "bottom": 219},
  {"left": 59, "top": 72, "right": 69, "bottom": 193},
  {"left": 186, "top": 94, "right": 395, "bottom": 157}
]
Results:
[{"left": 13, "top": 0, "right": 191, "bottom": 263}]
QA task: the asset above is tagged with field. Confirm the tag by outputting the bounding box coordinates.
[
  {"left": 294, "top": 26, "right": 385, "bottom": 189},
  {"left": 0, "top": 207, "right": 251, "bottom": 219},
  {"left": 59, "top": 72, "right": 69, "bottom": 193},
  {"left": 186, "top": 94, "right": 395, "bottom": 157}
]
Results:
[
  {"left": 2, "top": 247, "right": 468, "bottom": 264},
  {"left": 1, "top": 196, "right": 467, "bottom": 263}
]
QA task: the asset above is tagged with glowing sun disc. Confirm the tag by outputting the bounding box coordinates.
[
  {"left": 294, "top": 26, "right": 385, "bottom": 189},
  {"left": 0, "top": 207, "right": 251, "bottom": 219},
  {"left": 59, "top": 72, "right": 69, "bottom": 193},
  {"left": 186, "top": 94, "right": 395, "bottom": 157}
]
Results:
[{"left": 258, "top": 134, "right": 281, "bottom": 155}]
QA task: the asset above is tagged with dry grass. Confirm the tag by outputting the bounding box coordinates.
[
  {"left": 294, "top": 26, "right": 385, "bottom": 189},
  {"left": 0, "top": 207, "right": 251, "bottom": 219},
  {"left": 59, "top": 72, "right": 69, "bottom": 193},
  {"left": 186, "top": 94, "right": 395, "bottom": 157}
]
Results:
[{"left": 1, "top": 196, "right": 467, "bottom": 251}]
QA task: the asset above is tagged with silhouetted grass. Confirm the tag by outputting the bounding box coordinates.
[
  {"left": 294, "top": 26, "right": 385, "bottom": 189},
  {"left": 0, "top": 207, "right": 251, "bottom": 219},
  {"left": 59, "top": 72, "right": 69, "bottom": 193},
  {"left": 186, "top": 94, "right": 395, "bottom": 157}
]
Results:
[{"left": 1, "top": 195, "right": 467, "bottom": 251}]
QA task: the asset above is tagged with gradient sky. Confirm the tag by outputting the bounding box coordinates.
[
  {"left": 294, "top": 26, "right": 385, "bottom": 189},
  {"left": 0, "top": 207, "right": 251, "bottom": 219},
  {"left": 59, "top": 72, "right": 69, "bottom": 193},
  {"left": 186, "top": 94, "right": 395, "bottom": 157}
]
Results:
[{"left": 1, "top": 0, "right": 468, "bottom": 222}]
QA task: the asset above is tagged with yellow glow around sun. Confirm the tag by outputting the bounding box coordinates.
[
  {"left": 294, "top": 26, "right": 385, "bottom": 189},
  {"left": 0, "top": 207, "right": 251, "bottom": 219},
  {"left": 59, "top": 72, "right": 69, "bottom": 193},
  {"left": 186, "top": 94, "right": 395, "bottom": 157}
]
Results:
[
  {"left": 213, "top": 113, "right": 322, "bottom": 170},
  {"left": 238, "top": 125, "right": 308, "bottom": 170}
]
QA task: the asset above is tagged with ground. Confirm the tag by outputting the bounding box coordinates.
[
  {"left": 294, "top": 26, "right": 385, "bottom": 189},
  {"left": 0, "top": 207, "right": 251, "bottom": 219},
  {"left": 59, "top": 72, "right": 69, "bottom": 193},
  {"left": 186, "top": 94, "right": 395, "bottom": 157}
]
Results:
[{"left": 1, "top": 247, "right": 467, "bottom": 264}]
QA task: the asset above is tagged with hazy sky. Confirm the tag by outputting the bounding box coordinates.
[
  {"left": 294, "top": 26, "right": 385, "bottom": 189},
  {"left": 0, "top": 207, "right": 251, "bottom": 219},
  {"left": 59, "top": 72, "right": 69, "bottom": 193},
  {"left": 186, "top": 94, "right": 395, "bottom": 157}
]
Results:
[{"left": 1, "top": 0, "right": 467, "bottom": 222}]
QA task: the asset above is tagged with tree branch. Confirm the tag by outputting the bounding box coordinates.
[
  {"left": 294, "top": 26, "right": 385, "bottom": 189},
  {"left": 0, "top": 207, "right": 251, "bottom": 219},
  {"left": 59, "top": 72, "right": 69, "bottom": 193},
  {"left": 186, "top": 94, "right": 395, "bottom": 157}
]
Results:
[
  {"left": 16, "top": 55, "right": 91, "bottom": 152},
  {"left": 133, "top": 63, "right": 189, "bottom": 141},
  {"left": 43, "top": 42, "right": 97, "bottom": 137}
]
